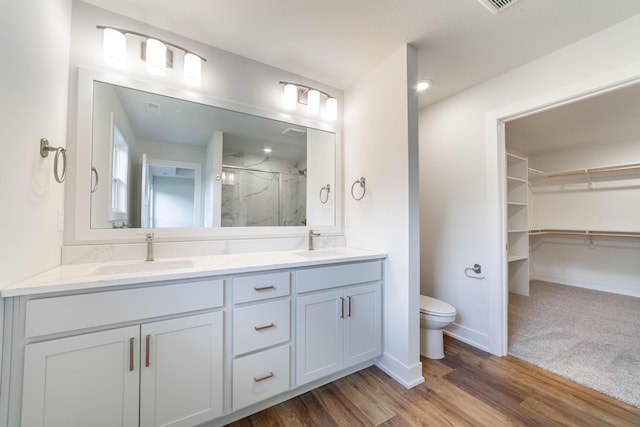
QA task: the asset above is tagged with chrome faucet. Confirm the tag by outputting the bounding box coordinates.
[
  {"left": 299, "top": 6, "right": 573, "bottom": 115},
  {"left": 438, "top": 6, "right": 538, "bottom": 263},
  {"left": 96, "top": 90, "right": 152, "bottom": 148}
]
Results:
[
  {"left": 145, "top": 233, "right": 154, "bottom": 261},
  {"left": 308, "top": 230, "right": 320, "bottom": 251}
]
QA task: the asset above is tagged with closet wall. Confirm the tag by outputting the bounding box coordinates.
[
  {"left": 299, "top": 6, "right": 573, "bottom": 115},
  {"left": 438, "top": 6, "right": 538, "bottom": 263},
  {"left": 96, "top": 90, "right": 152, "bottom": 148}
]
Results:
[{"left": 507, "top": 125, "right": 640, "bottom": 298}]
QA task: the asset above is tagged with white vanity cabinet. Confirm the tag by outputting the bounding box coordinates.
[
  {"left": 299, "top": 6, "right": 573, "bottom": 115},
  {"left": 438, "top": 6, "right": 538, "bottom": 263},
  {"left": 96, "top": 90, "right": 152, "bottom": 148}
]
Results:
[
  {"left": 2, "top": 250, "right": 387, "bottom": 427},
  {"left": 295, "top": 261, "right": 382, "bottom": 386},
  {"left": 231, "top": 272, "right": 292, "bottom": 411},
  {"left": 18, "top": 280, "right": 224, "bottom": 427}
]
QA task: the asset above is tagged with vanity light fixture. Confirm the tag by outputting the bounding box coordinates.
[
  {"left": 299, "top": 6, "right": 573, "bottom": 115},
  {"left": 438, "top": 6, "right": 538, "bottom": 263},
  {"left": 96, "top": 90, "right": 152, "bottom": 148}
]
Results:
[
  {"left": 279, "top": 81, "right": 338, "bottom": 121},
  {"left": 98, "top": 26, "right": 206, "bottom": 86}
]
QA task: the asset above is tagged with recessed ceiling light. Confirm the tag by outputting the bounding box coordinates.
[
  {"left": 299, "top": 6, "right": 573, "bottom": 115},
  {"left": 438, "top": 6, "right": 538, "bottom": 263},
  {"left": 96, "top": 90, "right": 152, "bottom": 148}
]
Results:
[
  {"left": 264, "top": 148, "right": 272, "bottom": 153},
  {"left": 417, "top": 80, "right": 432, "bottom": 91}
]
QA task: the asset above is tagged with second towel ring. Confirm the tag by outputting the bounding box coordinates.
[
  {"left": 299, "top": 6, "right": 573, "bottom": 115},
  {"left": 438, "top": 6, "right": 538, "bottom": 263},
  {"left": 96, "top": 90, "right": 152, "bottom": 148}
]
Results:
[
  {"left": 319, "top": 184, "right": 330, "bottom": 204},
  {"left": 40, "top": 138, "right": 66, "bottom": 183},
  {"left": 351, "top": 177, "right": 366, "bottom": 201}
]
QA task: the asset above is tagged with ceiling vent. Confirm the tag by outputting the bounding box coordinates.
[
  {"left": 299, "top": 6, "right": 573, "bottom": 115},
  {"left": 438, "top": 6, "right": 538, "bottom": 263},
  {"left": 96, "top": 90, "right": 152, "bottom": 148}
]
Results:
[
  {"left": 477, "top": 0, "right": 519, "bottom": 14},
  {"left": 146, "top": 101, "right": 161, "bottom": 114},
  {"left": 282, "top": 127, "right": 306, "bottom": 138}
]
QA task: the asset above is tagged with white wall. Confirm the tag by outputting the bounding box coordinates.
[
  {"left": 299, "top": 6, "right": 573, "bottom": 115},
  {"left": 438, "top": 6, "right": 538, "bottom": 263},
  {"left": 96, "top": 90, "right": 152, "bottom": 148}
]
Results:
[
  {"left": 420, "top": 13, "right": 640, "bottom": 354},
  {"left": 525, "top": 141, "right": 640, "bottom": 297},
  {"left": 152, "top": 176, "right": 196, "bottom": 228},
  {"left": 0, "top": 0, "right": 72, "bottom": 287},
  {"left": 345, "top": 45, "right": 422, "bottom": 388}
]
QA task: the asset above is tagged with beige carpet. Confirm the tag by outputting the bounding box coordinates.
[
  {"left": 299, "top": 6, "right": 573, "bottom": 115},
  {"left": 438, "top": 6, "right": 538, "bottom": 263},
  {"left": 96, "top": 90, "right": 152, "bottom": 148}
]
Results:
[{"left": 508, "top": 280, "right": 640, "bottom": 408}]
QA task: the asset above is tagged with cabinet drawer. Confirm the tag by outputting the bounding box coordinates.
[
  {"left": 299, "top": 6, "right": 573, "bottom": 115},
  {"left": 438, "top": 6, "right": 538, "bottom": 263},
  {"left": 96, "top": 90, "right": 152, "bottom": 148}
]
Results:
[
  {"left": 296, "top": 261, "right": 382, "bottom": 294},
  {"left": 233, "top": 299, "right": 290, "bottom": 356},
  {"left": 25, "top": 279, "right": 224, "bottom": 338},
  {"left": 232, "top": 344, "right": 290, "bottom": 411},
  {"left": 233, "top": 271, "right": 290, "bottom": 304}
]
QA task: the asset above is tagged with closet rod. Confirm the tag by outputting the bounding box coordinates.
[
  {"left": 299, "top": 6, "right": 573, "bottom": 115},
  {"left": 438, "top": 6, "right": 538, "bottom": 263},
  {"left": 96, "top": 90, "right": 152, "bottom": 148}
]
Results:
[
  {"left": 529, "top": 229, "right": 640, "bottom": 238},
  {"left": 528, "top": 163, "right": 640, "bottom": 178}
]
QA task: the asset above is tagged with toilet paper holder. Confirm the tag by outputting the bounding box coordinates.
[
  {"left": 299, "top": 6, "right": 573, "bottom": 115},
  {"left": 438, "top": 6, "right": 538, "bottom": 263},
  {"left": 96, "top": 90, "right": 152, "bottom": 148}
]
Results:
[{"left": 464, "top": 263, "right": 485, "bottom": 280}]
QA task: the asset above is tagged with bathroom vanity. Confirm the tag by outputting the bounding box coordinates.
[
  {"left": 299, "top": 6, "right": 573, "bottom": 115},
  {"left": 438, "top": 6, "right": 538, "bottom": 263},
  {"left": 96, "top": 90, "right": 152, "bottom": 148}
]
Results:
[{"left": 0, "top": 248, "right": 385, "bottom": 427}]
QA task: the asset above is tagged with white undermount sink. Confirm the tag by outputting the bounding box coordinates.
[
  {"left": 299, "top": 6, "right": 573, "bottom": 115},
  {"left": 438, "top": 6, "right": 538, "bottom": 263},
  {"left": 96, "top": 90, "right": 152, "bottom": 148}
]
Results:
[{"left": 91, "top": 260, "right": 195, "bottom": 276}]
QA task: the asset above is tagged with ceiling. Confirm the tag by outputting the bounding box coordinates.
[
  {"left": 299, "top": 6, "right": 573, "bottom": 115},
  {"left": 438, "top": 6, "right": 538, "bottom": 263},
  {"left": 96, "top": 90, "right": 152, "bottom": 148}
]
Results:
[
  {"left": 109, "top": 82, "right": 309, "bottom": 163},
  {"left": 506, "top": 82, "right": 640, "bottom": 157},
  {"left": 83, "top": 0, "right": 640, "bottom": 107}
]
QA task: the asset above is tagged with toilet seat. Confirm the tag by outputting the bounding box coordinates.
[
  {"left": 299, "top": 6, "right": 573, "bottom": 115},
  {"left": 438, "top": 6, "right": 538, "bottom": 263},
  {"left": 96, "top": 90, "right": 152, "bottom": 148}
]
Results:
[{"left": 420, "top": 295, "right": 456, "bottom": 317}]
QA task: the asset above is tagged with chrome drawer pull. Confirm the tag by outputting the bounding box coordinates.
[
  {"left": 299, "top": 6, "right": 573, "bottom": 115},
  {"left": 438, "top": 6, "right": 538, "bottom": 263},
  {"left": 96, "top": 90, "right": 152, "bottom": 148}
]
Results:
[
  {"left": 254, "top": 323, "right": 275, "bottom": 331},
  {"left": 253, "top": 372, "right": 274, "bottom": 383},
  {"left": 254, "top": 285, "right": 276, "bottom": 292}
]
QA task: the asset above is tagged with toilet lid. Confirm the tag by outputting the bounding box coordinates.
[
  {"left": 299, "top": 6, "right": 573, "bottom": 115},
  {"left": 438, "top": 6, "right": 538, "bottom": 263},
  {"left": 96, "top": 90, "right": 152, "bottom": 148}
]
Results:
[{"left": 420, "top": 295, "right": 456, "bottom": 316}]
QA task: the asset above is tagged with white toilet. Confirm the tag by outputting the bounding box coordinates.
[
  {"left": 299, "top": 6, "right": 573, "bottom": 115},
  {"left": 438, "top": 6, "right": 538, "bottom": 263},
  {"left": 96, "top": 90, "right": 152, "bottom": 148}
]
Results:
[{"left": 420, "top": 295, "right": 457, "bottom": 359}]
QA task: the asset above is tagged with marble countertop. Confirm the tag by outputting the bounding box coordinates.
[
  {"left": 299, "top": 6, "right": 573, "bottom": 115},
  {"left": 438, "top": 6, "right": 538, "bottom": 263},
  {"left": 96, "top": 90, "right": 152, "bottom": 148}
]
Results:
[{"left": 1, "top": 247, "right": 387, "bottom": 297}]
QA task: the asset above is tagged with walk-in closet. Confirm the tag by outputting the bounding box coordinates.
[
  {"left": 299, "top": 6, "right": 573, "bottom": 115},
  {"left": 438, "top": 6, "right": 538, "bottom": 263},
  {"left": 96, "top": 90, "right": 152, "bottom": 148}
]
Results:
[{"left": 504, "top": 82, "right": 640, "bottom": 408}]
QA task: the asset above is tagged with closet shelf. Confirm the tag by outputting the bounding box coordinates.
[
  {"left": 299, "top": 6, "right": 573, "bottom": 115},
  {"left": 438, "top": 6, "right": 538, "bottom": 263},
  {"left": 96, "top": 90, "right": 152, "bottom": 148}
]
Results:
[
  {"left": 528, "top": 162, "right": 640, "bottom": 179},
  {"left": 508, "top": 255, "right": 528, "bottom": 263},
  {"left": 529, "top": 229, "right": 640, "bottom": 239}
]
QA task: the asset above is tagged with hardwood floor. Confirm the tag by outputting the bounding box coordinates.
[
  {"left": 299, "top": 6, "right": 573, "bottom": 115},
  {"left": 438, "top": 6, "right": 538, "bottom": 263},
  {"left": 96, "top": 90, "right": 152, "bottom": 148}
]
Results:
[{"left": 228, "top": 336, "right": 640, "bottom": 426}]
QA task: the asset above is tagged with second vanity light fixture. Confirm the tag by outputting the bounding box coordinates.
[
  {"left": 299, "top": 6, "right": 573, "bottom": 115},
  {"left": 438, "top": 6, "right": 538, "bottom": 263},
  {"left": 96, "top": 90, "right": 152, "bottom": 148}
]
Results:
[
  {"left": 280, "top": 81, "right": 338, "bottom": 121},
  {"left": 99, "top": 26, "right": 207, "bottom": 86}
]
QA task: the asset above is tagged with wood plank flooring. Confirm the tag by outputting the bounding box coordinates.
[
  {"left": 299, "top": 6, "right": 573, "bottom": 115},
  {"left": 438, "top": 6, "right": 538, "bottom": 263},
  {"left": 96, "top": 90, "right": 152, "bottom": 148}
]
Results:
[{"left": 228, "top": 336, "right": 640, "bottom": 426}]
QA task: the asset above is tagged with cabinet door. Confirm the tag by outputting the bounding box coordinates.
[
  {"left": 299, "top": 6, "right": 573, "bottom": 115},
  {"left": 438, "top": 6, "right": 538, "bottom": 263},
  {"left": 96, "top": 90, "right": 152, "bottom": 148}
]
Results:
[
  {"left": 21, "top": 326, "right": 140, "bottom": 427},
  {"left": 344, "top": 283, "right": 382, "bottom": 368},
  {"left": 140, "top": 312, "right": 223, "bottom": 427},
  {"left": 296, "top": 289, "right": 344, "bottom": 386}
]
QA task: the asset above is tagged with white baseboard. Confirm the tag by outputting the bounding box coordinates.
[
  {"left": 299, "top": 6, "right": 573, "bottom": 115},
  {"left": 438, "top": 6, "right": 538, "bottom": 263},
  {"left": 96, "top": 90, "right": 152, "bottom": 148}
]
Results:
[
  {"left": 444, "top": 322, "right": 489, "bottom": 352},
  {"left": 375, "top": 352, "right": 424, "bottom": 389},
  {"left": 532, "top": 273, "right": 640, "bottom": 298}
]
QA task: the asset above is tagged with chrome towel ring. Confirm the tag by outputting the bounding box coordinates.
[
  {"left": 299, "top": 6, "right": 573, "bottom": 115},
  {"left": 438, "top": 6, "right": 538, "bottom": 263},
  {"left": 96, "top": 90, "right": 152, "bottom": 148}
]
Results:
[
  {"left": 40, "top": 138, "right": 67, "bottom": 183},
  {"left": 319, "top": 184, "right": 330, "bottom": 204},
  {"left": 351, "top": 177, "right": 366, "bottom": 201}
]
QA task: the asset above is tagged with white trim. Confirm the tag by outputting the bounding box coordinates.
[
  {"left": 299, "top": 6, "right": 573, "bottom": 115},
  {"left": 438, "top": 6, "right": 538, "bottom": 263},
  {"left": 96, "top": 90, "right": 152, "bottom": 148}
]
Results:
[
  {"left": 375, "top": 352, "right": 424, "bottom": 389},
  {"left": 444, "top": 323, "right": 489, "bottom": 352},
  {"left": 531, "top": 274, "right": 640, "bottom": 299},
  {"left": 486, "top": 61, "right": 640, "bottom": 357}
]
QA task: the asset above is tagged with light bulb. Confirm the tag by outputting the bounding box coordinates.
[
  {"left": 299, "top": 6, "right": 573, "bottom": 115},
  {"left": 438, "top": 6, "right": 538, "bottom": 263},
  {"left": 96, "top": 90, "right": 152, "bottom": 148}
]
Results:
[
  {"left": 283, "top": 84, "right": 297, "bottom": 110},
  {"left": 307, "top": 89, "right": 320, "bottom": 115},
  {"left": 183, "top": 53, "right": 202, "bottom": 86},
  {"left": 417, "top": 80, "right": 432, "bottom": 91},
  {"left": 145, "top": 38, "right": 166, "bottom": 76},
  {"left": 103, "top": 28, "right": 126, "bottom": 68},
  {"left": 325, "top": 97, "right": 338, "bottom": 121}
]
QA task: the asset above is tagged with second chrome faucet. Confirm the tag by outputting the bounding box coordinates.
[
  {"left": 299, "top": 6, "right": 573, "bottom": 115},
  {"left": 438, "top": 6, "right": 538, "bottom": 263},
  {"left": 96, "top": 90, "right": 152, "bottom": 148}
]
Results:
[
  {"left": 308, "top": 230, "right": 320, "bottom": 251},
  {"left": 145, "top": 232, "right": 154, "bottom": 261}
]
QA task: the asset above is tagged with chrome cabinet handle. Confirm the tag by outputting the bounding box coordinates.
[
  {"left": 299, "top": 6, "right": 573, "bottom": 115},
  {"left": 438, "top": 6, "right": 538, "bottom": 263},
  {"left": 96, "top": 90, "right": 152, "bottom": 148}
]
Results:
[
  {"left": 145, "top": 335, "right": 150, "bottom": 368},
  {"left": 129, "top": 337, "right": 135, "bottom": 372},
  {"left": 253, "top": 372, "right": 274, "bottom": 383},
  {"left": 254, "top": 285, "right": 275, "bottom": 292},
  {"left": 340, "top": 297, "right": 345, "bottom": 318},
  {"left": 347, "top": 296, "right": 352, "bottom": 317},
  {"left": 254, "top": 323, "right": 275, "bottom": 331}
]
